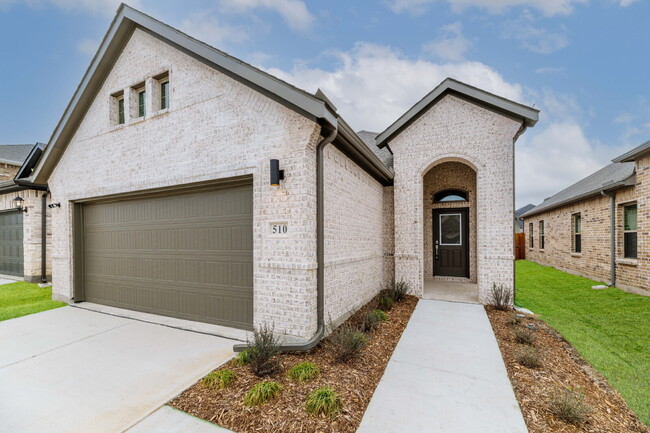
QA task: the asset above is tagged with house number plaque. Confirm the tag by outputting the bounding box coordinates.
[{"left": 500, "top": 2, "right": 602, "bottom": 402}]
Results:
[{"left": 270, "top": 222, "right": 289, "bottom": 236}]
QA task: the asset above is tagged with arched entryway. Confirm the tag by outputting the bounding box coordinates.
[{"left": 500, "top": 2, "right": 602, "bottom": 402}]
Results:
[{"left": 422, "top": 160, "right": 478, "bottom": 302}]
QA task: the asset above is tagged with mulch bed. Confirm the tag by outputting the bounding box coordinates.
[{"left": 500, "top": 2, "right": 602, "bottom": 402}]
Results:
[
  {"left": 486, "top": 306, "right": 649, "bottom": 433},
  {"left": 170, "top": 295, "right": 418, "bottom": 433}
]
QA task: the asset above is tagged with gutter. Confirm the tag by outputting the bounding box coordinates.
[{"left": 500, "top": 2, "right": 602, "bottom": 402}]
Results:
[
  {"left": 41, "top": 192, "right": 49, "bottom": 283},
  {"left": 601, "top": 190, "right": 616, "bottom": 287},
  {"left": 233, "top": 125, "right": 339, "bottom": 352}
]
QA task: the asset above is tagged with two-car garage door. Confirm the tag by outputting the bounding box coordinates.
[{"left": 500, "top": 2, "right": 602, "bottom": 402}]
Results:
[{"left": 80, "top": 181, "right": 253, "bottom": 330}]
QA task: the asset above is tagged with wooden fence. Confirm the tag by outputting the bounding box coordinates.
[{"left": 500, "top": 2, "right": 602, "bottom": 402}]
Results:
[{"left": 515, "top": 232, "right": 526, "bottom": 260}]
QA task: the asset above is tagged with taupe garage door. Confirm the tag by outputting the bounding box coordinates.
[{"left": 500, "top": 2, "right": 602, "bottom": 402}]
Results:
[
  {"left": 81, "top": 182, "right": 253, "bottom": 330},
  {"left": 0, "top": 211, "right": 23, "bottom": 277}
]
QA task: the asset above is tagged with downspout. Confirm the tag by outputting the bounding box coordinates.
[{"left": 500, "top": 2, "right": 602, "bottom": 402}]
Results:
[
  {"left": 512, "top": 120, "right": 527, "bottom": 301},
  {"left": 601, "top": 190, "right": 616, "bottom": 287},
  {"left": 41, "top": 192, "right": 49, "bottom": 283},
  {"left": 234, "top": 125, "right": 338, "bottom": 352}
]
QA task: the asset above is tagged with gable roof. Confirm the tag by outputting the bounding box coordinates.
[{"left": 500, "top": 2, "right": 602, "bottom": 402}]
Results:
[
  {"left": 375, "top": 78, "right": 539, "bottom": 148},
  {"left": 612, "top": 139, "right": 650, "bottom": 163},
  {"left": 357, "top": 130, "right": 393, "bottom": 168},
  {"left": 522, "top": 162, "right": 636, "bottom": 218},
  {"left": 28, "top": 3, "right": 345, "bottom": 185},
  {"left": 515, "top": 204, "right": 535, "bottom": 218},
  {"left": 0, "top": 144, "right": 35, "bottom": 166}
]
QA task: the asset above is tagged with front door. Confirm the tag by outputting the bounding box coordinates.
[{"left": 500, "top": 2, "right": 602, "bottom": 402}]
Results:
[{"left": 433, "top": 208, "right": 469, "bottom": 278}]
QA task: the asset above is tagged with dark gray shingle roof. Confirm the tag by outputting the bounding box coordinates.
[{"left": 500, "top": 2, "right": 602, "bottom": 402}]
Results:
[
  {"left": 515, "top": 204, "right": 535, "bottom": 218},
  {"left": 522, "top": 162, "right": 635, "bottom": 218},
  {"left": 356, "top": 130, "right": 393, "bottom": 168},
  {"left": 0, "top": 144, "right": 35, "bottom": 165}
]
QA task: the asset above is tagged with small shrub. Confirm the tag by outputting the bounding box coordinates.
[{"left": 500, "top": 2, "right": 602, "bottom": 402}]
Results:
[
  {"left": 361, "top": 309, "right": 388, "bottom": 333},
  {"left": 248, "top": 323, "right": 280, "bottom": 377},
  {"left": 378, "top": 296, "right": 394, "bottom": 311},
  {"left": 232, "top": 350, "right": 251, "bottom": 366},
  {"left": 516, "top": 347, "right": 542, "bottom": 369},
  {"left": 507, "top": 313, "right": 523, "bottom": 326},
  {"left": 305, "top": 387, "right": 342, "bottom": 416},
  {"left": 287, "top": 362, "right": 320, "bottom": 383},
  {"left": 514, "top": 328, "right": 536, "bottom": 346},
  {"left": 202, "top": 369, "right": 235, "bottom": 389},
  {"left": 244, "top": 381, "right": 283, "bottom": 406},
  {"left": 380, "top": 281, "right": 410, "bottom": 303},
  {"left": 488, "top": 283, "right": 513, "bottom": 310},
  {"left": 548, "top": 387, "right": 592, "bottom": 424},
  {"left": 330, "top": 322, "right": 368, "bottom": 362}
]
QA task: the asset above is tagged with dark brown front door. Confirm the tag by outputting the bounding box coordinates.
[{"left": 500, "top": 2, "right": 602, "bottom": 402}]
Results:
[{"left": 433, "top": 208, "right": 469, "bottom": 278}]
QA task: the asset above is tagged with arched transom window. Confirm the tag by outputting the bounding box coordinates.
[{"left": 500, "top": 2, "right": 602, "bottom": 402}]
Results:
[{"left": 434, "top": 189, "right": 468, "bottom": 203}]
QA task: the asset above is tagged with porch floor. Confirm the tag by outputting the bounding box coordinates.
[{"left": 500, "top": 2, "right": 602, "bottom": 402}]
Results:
[{"left": 423, "top": 279, "right": 479, "bottom": 304}]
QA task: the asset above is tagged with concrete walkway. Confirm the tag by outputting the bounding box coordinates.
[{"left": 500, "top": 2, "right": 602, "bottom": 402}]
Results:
[
  {"left": 0, "top": 307, "right": 234, "bottom": 433},
  {"left": 357, "top": 300, "right": 528, "bottom": 433}
]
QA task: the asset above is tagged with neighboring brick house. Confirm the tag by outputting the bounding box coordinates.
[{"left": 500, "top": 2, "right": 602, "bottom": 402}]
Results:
[
  {"left": 20, "top": 5, "right": 538, "bottom": 342},
  {"left": 522, "top": 141, "right": 650, "bottom": 296},
  {"left": 0, "top": 143, "right": 52, "bottom": 282}
]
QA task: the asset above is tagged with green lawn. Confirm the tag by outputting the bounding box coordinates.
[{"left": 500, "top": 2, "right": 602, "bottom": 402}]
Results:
[
  {"left": 0, "top": 281, "right": 66, "bottom": 321},
  {"left": 515, "top": 260, "right": 650, "bottom": 426}
]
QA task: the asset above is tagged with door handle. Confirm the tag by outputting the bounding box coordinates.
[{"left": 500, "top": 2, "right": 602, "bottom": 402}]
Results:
[{"left": 435, "top": 242, "right": 439, "bottom": 261}]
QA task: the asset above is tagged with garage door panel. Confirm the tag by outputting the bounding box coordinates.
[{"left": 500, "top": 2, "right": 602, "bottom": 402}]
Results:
[
  {"left": 82, "top": 183, "right": 254, "bottom": 329},
  {"left": 0, "top": 211, "right": 23, "bottom": 277}
]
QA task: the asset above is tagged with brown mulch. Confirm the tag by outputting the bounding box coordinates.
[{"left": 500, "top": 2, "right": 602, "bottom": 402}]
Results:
[
  {"left": 486, "top": 307, "right": 649, "bottom": 433},
  {"left": 170, "top": 295, "right": 418, "bottom": 433}
]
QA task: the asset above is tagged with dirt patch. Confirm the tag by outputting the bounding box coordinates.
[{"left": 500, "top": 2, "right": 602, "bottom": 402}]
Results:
[
  {"left": 170, "top": 295, "right": 418, "bottom": 433},
  {"left": 486, "top": 307, "right": 648, "bottom": 433}
]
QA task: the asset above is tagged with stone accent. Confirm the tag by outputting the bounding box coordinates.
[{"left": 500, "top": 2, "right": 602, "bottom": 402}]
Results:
[
  {"left": 423, "top": 161, "right": 477, "bottom": 282},
  {"left": 524, "top": 170, "right": 649, "bottom": 295},
  {"left": 390, "top": 94, "right": 522, "bottom": 302},
  {"left": 0, "top": 190, "right": 52, "bottom": 281}
]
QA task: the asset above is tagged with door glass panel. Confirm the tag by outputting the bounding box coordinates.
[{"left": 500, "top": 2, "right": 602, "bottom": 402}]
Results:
[{"left": 440, "top": 214, "right": 461, "bottom": 245}]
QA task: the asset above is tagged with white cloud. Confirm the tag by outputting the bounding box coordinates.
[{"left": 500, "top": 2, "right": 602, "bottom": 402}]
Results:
[
  {"left": 502, "top": 17, "right": 568, "bottom": 54},
  {"left": 535, "top": 66, "right": 565, "bottom": 74},
  {"left": 618, "top": 0, "right": 639, "bottom": 6},
  {"left": 0, "top": 0, "right": 139, "bottom": 15},
  {"left": 218, "top": 0, "right": 314, "bottom": 31},
  {"left": 76, "top": 38, "right": 99, "bottom": 56},
  {"left": 387, "top": 0, "right": 586, "bottom": 16},
  {"left": 264, "top": 42, "right": 523, "bottom": 131},
  {"left": 422, "top": 22, "right": 471, "bottom": 62},
  {"left": 180, "top": 12, "right": 249, "bottom": 48}
]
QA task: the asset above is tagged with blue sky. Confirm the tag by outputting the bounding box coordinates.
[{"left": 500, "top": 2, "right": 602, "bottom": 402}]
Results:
[{"left": 1, "top": 0, "right": 649, "bottom": 207}]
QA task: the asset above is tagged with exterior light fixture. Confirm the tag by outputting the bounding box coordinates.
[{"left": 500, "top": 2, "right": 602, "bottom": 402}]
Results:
[
  {"left": 48, "top": 203, "right": 62, "bottom": 209},
  {"left": 13, "top": 196, "right": 26, "bottom": 213},
  {"left": 270, "top": 159, "right": 285, "bottom": 186}
]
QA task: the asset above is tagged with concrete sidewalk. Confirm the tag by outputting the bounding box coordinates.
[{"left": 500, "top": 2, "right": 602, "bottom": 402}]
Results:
[{"left": 357, "top": 300, "right": 528, "bottom": 433}]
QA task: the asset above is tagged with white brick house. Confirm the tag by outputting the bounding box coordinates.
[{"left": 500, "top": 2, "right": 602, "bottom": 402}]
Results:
[{"left": 24, "top": 5, "right": 538, "bottom": 342}]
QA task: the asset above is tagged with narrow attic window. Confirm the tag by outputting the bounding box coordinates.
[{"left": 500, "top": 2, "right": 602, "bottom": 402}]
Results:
[
  {"left": 138, "top": 89, "right": 146, "bottom": 117},
  {"left": 111, "top": 90, "right": 125, "bottom": 126},
  {"left": 153, "top": 71, "right": 170, "bottom": 112}
]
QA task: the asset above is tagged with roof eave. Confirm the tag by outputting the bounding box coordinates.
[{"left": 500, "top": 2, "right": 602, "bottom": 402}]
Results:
[
  {"left": 521, "top": 175, "right": 636, "bottom": 218},
  {"left": 376, "top": 78, "right": 539, "bottom": 148},
  {"left": 612, "top": 141, "right": 650, "bottom": 163}
]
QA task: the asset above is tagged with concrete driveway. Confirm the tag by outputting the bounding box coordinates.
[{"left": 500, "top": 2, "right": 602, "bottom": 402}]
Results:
[{"left": 0, "top": 306, "right": 234, "bottom": 433}]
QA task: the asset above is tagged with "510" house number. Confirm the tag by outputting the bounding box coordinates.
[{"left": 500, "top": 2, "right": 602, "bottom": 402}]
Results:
[{"left": 270, "top": 222, "right": 288, "bottom": 236}]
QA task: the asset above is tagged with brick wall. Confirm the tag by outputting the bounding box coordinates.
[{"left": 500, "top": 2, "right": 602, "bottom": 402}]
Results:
[
  {"left": 324, "top": 145, "right": 389, "bottom": 324},
  {"left": 0, "top": 163, "right": 19, "bottom": 181},
  {"left": 390, "top": 94, "right": 522, "bottom": 302},
  {"left": 0, "top": 190, "right": 52, "bottom": 281},
  {"left": 524, "top": 182, "right": 649, "bottom": 294}
]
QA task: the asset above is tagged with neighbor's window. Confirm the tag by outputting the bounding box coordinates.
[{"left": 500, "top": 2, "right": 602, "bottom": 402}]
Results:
[
  {"left": 572, "top": 213, "right": 582, "bottom": 253},
  {"left": 434, "top": 189, "right": 468, "bottom": 203},
  {"left": 137, "top": 89, "right": 146, "bottom": 117},
  {"left": 160, "top": 80, "right": 169, "bottom": 110},
  {"left": 529, "top": 222, "right": 534, "bottom": 248},
  {"left": 117, "top": 97, "right": 125, "bottom": 125},
  {"left": 624, "top": 204, "right": 637, "bottom": 259},
  {"left": 539, "top": 220, "right": 545, "bottom": 250}
]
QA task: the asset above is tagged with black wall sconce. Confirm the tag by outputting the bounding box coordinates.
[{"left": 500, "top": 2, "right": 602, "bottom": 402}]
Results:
[
  {"left": 48, "top": 203, "right": 62, "bottom": 209},
  {"left": 13, "top": 196, "right": 27, "bottom": 213},
  {"left": 270, "top": 159, "right": 285, "bottom": 186}
]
